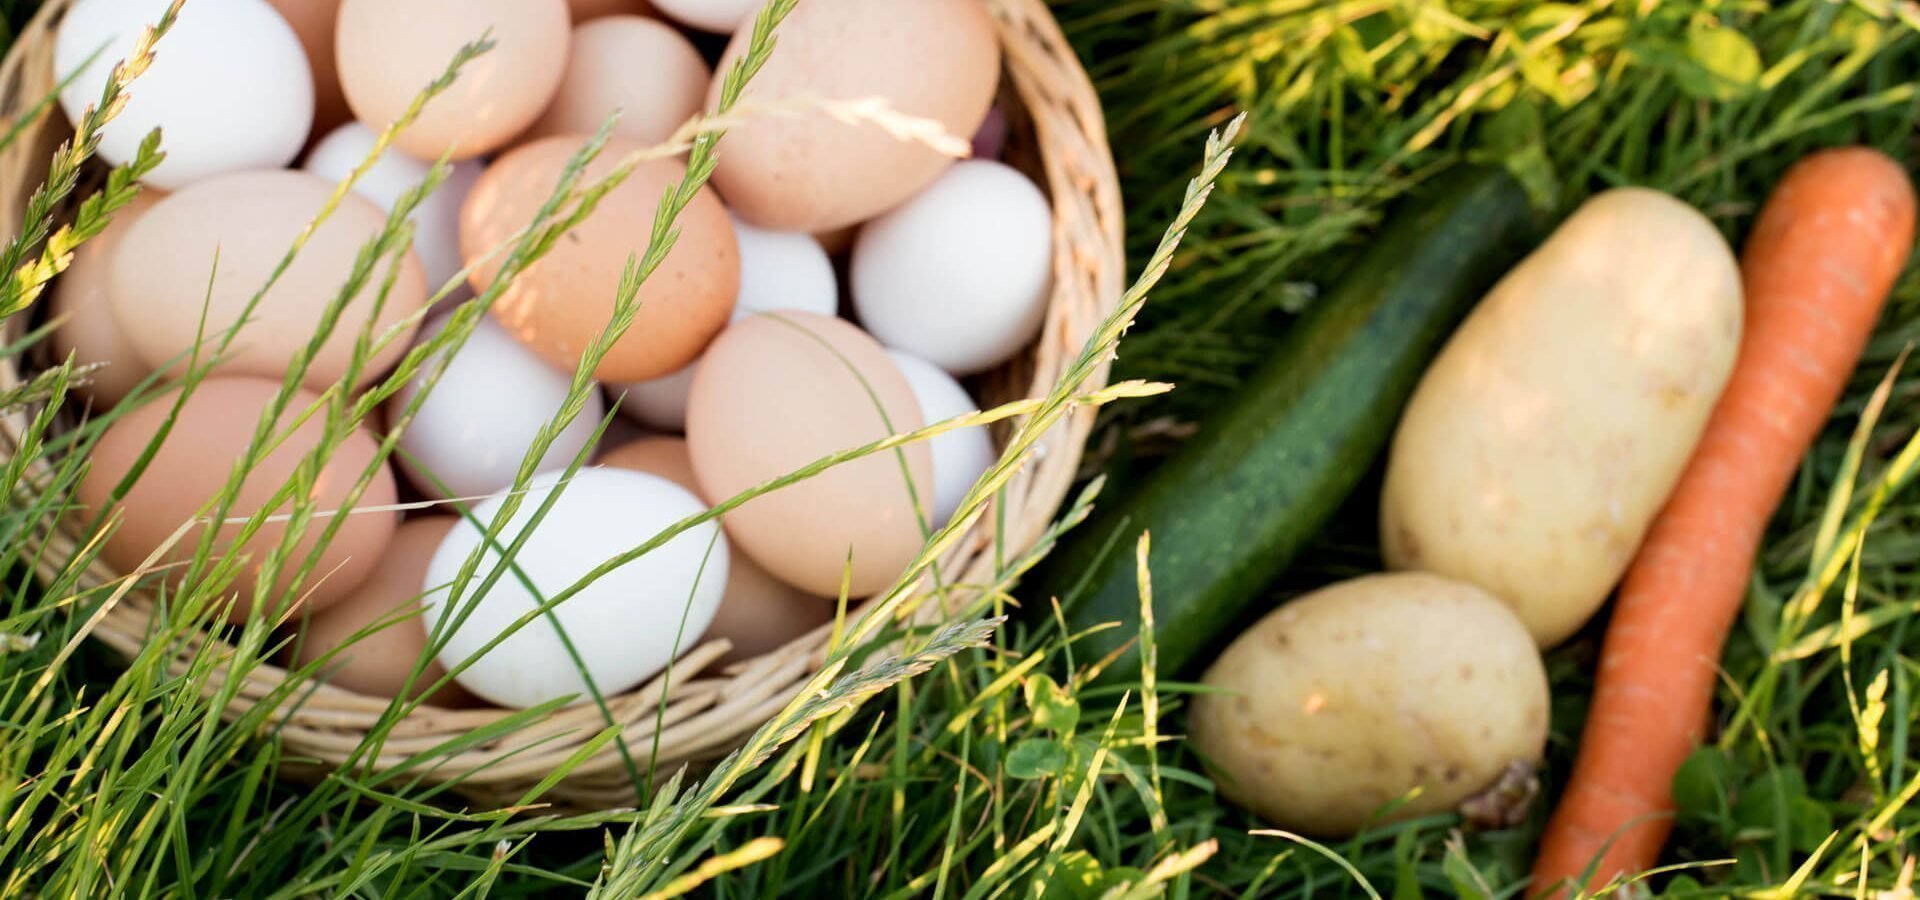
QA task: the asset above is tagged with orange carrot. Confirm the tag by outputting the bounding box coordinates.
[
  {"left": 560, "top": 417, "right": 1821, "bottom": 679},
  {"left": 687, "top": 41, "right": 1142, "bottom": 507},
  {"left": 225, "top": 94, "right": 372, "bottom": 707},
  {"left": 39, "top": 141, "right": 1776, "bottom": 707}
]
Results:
[{"left": 1531, "top": 148, "right": 1917, "bottom": 897}]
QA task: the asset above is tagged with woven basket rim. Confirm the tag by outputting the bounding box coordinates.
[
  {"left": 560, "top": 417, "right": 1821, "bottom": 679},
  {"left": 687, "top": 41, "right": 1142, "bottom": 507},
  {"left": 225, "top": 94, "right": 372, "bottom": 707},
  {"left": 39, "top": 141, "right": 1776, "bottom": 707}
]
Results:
[{"left": 0, "top": 0, "right": 1124, "bottom": 810}]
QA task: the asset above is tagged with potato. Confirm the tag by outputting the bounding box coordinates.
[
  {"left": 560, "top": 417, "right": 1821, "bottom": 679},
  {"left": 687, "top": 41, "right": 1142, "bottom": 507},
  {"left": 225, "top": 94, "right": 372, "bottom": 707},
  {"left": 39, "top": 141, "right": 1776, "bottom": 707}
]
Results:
[
  {"left": 1190, "top": 573, "right": 1548, "bottom": 835},
  {"left": 1379, "top": 188, "right": 1742, "bottom": 646}
]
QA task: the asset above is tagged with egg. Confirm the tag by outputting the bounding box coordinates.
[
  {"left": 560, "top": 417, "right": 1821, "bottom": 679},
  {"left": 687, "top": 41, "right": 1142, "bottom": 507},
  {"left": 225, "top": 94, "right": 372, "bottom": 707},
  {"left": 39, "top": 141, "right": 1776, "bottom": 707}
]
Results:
[
  {"left": 601, "top": 437, "right": 832, "bottom": 663},
  {"left": 50, "top": 192, "right": 163, "bottom": 407},
  {"left": 707, "top": 0, "right": 1000, "bottom": 231},
  {"left": 616, "top": 367, "right": 696, "bottom": 433},
  {"left": 290, "top": 517, "right": 476, "bottom": 706},
  {"left": 653, "top": 0, "right": 759, "bottom": 33},
  {"left": 731, "top": 216, "right": 841, "bottom": 318},
  {"left": 54, "top": 0, "right": 314, "bottom": 190},
  {"left": 267, "top": 0, "right": 348, "bottom": 135},
  {"left": 461, "top": 135, "right": 738, "bottom": 382},
  {"left": 528, "top": 16, "right": 709, "bottom": 147},
  {"left": 616, "top": 215, "right": 837, "bottom": 430},
  {"left": 424, "top": 468, "right": 727, "bottom": 708},
  {"left": 392, "top": 315, "right": 605, "bottom": 500},
  {"left": 77, "top": 377, "right": 400, "bottom": 621},
  {"left": 336, "top": 0, "right": 570, "bottom": 162},
  {"left": 888, "top": 351, "right": 995, "bottom": 527},
  {"left": 852, "top": 161, "right": 1052, "bottom": 375},
  {"left": 688, "top": 312, "right": 931, "bottom": 597},
  {"left": 111, "top": 170, "right": 429, "bottom": 392},
  {"left": 304, "top": 122, "right": 484, "bottom": 296},
  {"left": 566, "top": 0, "right": 658, "bottom": 21}
]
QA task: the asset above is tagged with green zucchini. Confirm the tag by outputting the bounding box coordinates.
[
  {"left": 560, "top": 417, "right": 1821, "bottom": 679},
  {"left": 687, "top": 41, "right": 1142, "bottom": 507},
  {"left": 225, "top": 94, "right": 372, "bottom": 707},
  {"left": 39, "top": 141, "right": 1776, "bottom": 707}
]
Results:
[{"left": 1044, "top": 165, "right": 1540, "bottom": 680}]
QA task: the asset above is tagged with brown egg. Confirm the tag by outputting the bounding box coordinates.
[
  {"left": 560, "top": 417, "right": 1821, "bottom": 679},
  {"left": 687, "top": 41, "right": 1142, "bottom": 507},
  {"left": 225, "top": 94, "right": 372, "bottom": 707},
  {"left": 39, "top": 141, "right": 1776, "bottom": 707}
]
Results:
[
  {"left": 687, "top": 313, "right": 931, "bottom": 597},
  {"left": 77, "top": 377, "right": 400, "bottom": 622},
  {"left": 111, "top": 171, "right": 428, "bottom": 393},
  {"left": 600, "top": 435, "right": 701, "bottom": 487},
  {"left": 337, "top": 0, "right": 571, "bottom": 162},
  {"left": 461, "top": 135, "right": 738, "bottom": 381},
  {"left": 290, "top": 517, "right": 476, "bottom": 706},
  {"left": 267, "top": 0, "right": 349, "bottom": 136},
  {"left": 528, "top": 16, "right": 709, "bottom": 147},
  {"left": 51, "top": 191, "right": 163, "bottom": 407},
  {"left": 566, "top": 0, "right": 659, "bottom": 23},
  {"left": 708, "top": 0, "right": 1000, "bottom": 232},
  {"left": 601, "top": 436, "right": 833, "bottom": 663}
]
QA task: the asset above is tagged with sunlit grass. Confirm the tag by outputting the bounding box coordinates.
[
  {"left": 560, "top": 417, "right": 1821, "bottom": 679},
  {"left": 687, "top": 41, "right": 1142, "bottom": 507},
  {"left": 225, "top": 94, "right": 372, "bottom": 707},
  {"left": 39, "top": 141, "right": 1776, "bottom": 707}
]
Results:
[{"left": 6, "top": 0, "right": 1920, "bottom": 896}]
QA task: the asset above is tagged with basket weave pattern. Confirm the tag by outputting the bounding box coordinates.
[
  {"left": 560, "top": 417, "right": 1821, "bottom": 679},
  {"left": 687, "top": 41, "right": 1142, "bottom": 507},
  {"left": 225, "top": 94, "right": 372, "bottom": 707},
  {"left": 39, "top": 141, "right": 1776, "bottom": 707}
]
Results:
[{"left": 0, "top": 0, "right": 1122, "bottom": 808}]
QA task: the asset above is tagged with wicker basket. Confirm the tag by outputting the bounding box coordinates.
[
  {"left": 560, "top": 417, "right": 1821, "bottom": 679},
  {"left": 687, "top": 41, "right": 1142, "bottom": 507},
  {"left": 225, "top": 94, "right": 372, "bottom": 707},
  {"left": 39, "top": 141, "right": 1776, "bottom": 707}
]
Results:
[{"left": 0, "top": 0, "right": 1121, "bottom": 808}]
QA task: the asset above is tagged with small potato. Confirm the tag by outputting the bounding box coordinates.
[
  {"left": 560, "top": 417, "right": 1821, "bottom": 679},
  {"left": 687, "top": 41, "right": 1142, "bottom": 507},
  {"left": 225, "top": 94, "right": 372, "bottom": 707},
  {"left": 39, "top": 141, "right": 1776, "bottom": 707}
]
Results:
[
  {"left": 1380, "top": 188, "right": 1742, "bottom": 646},
  {"left": 1190, "top": 573, "right": 1548, "bottom": 836}
]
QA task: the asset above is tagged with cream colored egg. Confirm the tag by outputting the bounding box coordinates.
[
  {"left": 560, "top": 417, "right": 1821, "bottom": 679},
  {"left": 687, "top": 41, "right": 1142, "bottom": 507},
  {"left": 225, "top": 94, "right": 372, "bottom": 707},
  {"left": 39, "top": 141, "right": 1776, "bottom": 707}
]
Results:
[
  {"left": 529, "top": 16, "right": 710, "bottom": 147},
  {"left": 687, "top": 313, "right": 932, "bottom": 597},
  {"left": 110, "top": 170, "right": 429, "bottom": 392},
  {"left": 708, "top": 0, "right": 1000, "bottom": 231},
  {"left": 601, "top": 437, "right": 831, "bottom": 663},
  {"left": 291, "top": 517, "right": 476, "bottom": 706},
  {"left": 76, "top": 377, "right": 400, "bottom": 622},
  {"left": 460, "top": 135, "right": 738, "bottom": 382},
  {"left": 51, "top": 192, "right": 163, "bottom": 406},
  {"left": 337, "top": 0, "right": 571, "bottom": 162}
]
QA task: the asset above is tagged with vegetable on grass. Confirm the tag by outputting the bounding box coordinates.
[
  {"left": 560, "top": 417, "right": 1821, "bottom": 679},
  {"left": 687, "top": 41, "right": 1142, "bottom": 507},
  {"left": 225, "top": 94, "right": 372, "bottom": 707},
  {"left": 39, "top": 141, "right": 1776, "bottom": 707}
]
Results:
[
  {"left": 1531, "top": 148, "right": 1918, "bottom": 898},
  {"left": 1380, "top": 187, "right": 1744, "bottom": 648},
  {"left": 1043, "top": 165, "right": 1540, "bottom": 680},
  {"left": 1191, "top": 572, "right": 1549, "bottom": 837}
]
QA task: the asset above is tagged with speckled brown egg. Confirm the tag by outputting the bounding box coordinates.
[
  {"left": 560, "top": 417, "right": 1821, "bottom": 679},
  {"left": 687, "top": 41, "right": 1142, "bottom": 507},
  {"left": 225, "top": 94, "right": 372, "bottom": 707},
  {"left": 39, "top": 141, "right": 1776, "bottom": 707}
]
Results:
[
  {"left": 290, "top": 517, "right": 477, "bottom": 706},
  {"left": 267, "top": 0, "right": 349, "bottom": 135},
  {"left": 51, "top": 191, "right": 163, "bottom": 407},
  {"left": 600, "top": 436, "right": 832, "bottom": 663},
  {"left": 460, "top": 135, "right": 738, "bottom": 381},
  {"left": 687, "top": 313, "right": 931, "bottom": 597},
  {"left": 337, "top": 0, "right": 571, "bottom": 162},
  {"left": 77, "top": 377, "right": 400, "bottom": 622},
  {"left": 110, "top": 170, "right": 428, "bottom": 392},
  {"left": 708, "top": 0, "right": 1000, "bottom": 231},
  {"left": 528, "top": 16, "right": 710, "bottom": 147}
]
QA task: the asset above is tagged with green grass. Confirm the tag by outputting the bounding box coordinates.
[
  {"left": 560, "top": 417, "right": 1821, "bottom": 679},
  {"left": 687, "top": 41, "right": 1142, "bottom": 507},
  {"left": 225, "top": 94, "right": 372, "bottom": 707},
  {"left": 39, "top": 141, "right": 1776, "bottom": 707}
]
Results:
[{"left": 5, "top": 0, "right": 1920, "bottom": 896}]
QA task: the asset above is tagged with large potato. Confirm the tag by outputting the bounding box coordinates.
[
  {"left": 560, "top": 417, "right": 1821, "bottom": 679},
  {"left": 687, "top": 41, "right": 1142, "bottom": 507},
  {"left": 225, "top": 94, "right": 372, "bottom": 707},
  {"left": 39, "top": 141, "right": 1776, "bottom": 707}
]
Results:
[
  {"left": 1191, "top": 573, "right": 1548, "bottom": 835},
  {"left": 1379, "top": 188, "right": 1742, "bottom": 646}
]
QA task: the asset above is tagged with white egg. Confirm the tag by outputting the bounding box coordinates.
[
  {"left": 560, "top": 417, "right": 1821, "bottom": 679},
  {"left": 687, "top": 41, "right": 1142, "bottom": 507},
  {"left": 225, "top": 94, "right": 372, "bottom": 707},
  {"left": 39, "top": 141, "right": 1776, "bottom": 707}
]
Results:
[
  {"left": 616, "top": 214, "right": 837, "bottom": 431},
  {"left": 424, "top": 468, "right": 728, "bottom": 708},
  {"left": 393, "top": 315, "right": 605, "bottom": 499},
  {"left": 732, "top": 214, "right": 839, "bottom": 320},
  {"left": 852, "top": 160, "right": 1053, "bottom": 375},
  {"left": 55, "top": 0, "right": 314, "bottom": 190},
  {"left": 616, "top": 365, "right": 696, "bottom": 432},
  {"left": 303, "top": 123, "right": 483, "bottom": 298},
  {"left": 652, "top": 0, "right": 761, "bottom": 32},
  {"left": 889, "top": 350, "right": 995, "bottom": 526}
]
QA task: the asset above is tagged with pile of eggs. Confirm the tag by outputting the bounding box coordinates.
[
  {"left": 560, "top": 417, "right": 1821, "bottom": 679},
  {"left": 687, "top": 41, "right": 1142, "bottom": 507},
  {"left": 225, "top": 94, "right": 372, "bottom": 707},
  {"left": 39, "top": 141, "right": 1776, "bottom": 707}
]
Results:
[{"left": 53, "top": 0, "right": 1052, "bottom": 710}]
